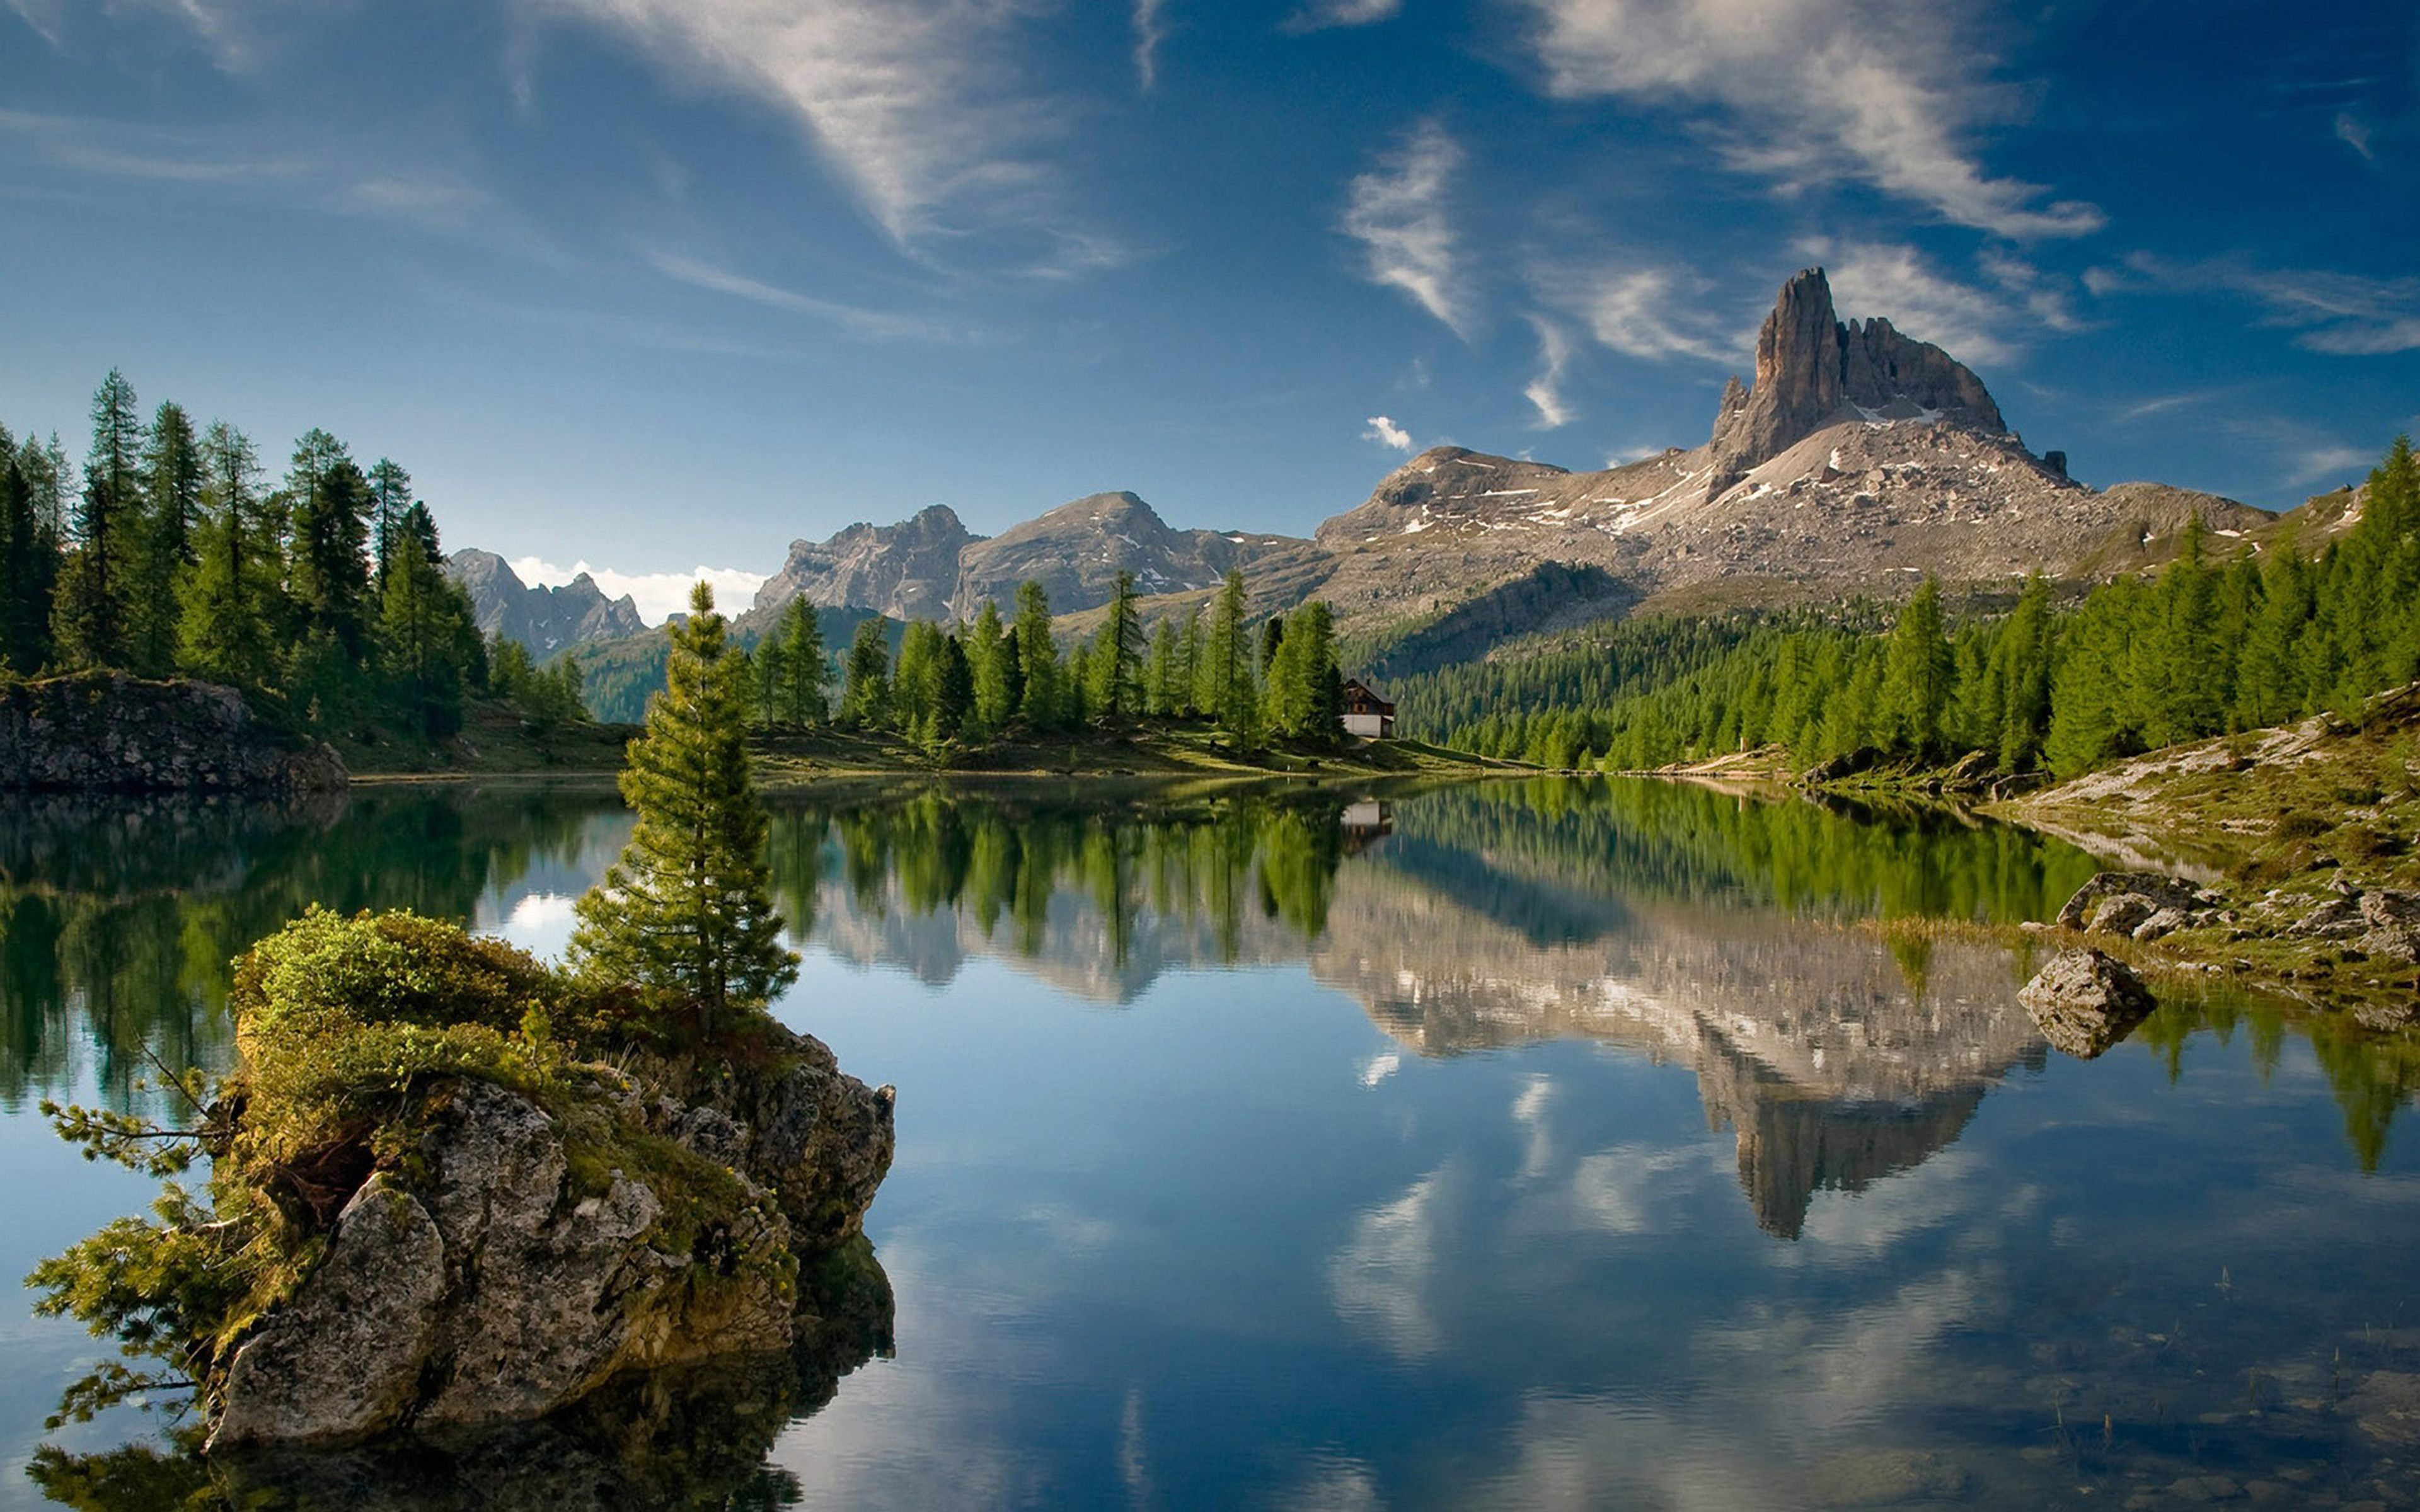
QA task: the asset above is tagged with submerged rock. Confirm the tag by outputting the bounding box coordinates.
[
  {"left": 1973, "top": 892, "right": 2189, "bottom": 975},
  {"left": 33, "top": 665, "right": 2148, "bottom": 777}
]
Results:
[{"left": 2020, "top": 948, "right": 2157, "bottom": 1059}]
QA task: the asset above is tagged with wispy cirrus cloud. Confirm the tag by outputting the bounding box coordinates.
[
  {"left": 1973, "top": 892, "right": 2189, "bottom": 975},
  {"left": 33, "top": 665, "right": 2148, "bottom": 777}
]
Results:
[
  {"left": 1284, "top": 0, "right": 1401, "bottom": 31},
  {"left": 1342, "top": 118, "right": 1473, "bottom": 336},
  {"left": 1522, "top": 316, "right": 1577, "bottom": 428},
  {"left": 1528, "top": 259, "right": 1736, "bottom": 365},
  {"left": 1516, "top": 0, "right": 2104, "bottom": 239},
  {"left": 1801, "top": 238, "right": 2017, "bottom": 367},
  {"left": 2126, "top": 253, "right": 2420, "bottom": 355},
  {"left": 642, "top": 248, "right": 969, "bottom": 342},
  {"left": 526, "top": 0, "right": 1117, "bottom": 275},
  {"left": 1132, "top": 0, "right": 1169, "bottom": 90}
]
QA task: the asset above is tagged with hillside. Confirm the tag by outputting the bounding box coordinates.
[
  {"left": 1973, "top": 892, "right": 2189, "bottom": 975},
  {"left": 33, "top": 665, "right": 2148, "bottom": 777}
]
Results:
[{"left": 526, "top": 265, "right": 2371, "bottom": 704}]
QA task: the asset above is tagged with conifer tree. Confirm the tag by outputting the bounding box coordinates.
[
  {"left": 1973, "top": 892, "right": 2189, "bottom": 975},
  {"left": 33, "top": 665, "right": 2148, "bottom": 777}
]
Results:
[
  {"left": 285, "top": 430, "right": 372, "bottom": 660},
  {"left": 367, "top": 459, "right": 413, "bottom": 590},
  {"left": 378, "top": 502, "right": 480, "bottom": 736},
  {"left": 178, "top": 423, "right": 272, "bottom": 687},
  {"left": 1879, "top": 577, "right": 1953, "bottom": 757},
  {"left": 52, "top": 370, "right": 144, "bottom": 668},
  {"left": 128, "top": 401, "right": 202, "bottom": 673},
  {"left": 1097, "top": 569, "right": 1143, "bottom": 718},
  {"left": 1267, "top": 599, "right": 1340, "bottom": 742},
  {"left": 938, "top": 633, "right": 974, "bottom": 743},
  {"left": 1202, "top": 570, "right": 1257, "bottom": 744},
  {"left": 0, "top": 444, "right": 59, "bottom": 673},
  {"left": 969, "top": 600, "right": 1017, "bottom": 738},
  {"left": 1144, "top": 618, "right": 1178, "bottom": 715},
  {"left": 569, "top": 581, "right": 797, "bottom": 1032},
  {"left": 752, "top": 639, "right": 784, "bottom": 727},
  {"left": 1013, "top": 580, "right": 1061, "bottom": 729},
  {"left": 778, "top": 597, "right": 828, "bottom": 726},
  {"left": 894, "top": 619, "right": 945, "bottom": 737},
  {"left": 841, "top": 616, "right": 891, "bottom": 728}
]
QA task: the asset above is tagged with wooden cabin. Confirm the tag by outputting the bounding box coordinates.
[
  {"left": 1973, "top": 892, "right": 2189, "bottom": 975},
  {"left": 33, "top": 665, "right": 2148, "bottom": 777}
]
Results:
[{"left": 1340, "top": 679, "right": 1396, "bottom": 739}]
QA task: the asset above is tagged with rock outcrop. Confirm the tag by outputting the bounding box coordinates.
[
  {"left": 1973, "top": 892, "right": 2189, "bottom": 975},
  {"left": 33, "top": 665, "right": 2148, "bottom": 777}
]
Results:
[
  {"left": 1708, "top": 268, "right": 2006, "bottom": 496},
  {"left": 2020, "top": 948, "right": 2157, "bottom": 1058},
  {"left": 0, "top": 673, "right": 345, "bottom": 794},
  {"left": 446, "top": 549, "right": 647, "bottom": 655}
]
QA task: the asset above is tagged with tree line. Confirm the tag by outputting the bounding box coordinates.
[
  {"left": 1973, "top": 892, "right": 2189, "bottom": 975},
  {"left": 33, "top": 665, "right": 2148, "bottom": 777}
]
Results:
[
  {"left": 0, "top": 370, "right": 585, "bottom": 740},
  {"left": 1406, "top": 436, "right": 2420, "bottom": 779},
  {"left": 727, "top": 567, "right": 1351, "bottom": 753}
]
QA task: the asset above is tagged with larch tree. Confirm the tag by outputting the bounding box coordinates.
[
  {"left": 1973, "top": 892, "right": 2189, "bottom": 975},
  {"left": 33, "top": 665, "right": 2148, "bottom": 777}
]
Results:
[
  {"left": 778, "top": 597, "right": 829, "bottom": 726},
  {"left": 367, "top": 458, "right": 413, "bottom": 591},
  {"left": 0, "top": 440, "right": 59, "bottom": 673},
  {"left": 178, "top": 422, "right": 272, "bottom": 687},
  {"left": 1013, "top": 580, "right": 1061, "bottom": 729},
  {"left": 1879, "top": 576, "right": 1954, "bottom": 758},
  {"left": 841, "top": 616, "right": 892, "bottom": 728},
  {"left": 52, "top": 370, "right": 144, "bottom": 669},
  {"left": 131, "top": 401, "right": 202, "bottom": 673},
  {"left": 569, "top": 581, "right": 797, "bottom": 1033}
]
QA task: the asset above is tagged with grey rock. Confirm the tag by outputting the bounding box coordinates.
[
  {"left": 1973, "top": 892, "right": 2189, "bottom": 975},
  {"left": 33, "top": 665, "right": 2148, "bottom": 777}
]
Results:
[
  {"left": 2357, "top": 889, "right": 2420, "bottom": 963},
  {"left": 211, "top": 1176, "right": 446, "bottom": 1448},
  {"left": 2056, "top": 871, "right": 2210, "bottom": 930},
  {"left": 2089, "top": 893, "right": 2159, "bottom": 937},
  {"left": 2021, "top": 948, "right": 2157, "bottom": 1059},
  {"left": 2133, "top": 907, "right": 2194, "bottom": 942},
  {"left": 671, "top": 1102, "right": 749, "bottom": 1167},
  {"left": 0, "top": 673, "right": 345, "bottom": 795},
  {"left": 2290, "top": 895, "right": 2366, "bottom": 940}
]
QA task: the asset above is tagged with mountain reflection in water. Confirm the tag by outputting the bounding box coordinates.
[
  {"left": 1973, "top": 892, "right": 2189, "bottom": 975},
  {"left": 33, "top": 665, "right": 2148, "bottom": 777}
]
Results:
[{"left": 10, "top": 779, "right": 2420, "bottom": 1511}]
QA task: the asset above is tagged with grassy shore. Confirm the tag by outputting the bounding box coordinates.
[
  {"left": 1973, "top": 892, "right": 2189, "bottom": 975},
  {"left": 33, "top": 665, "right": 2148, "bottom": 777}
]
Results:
[
  {"left": 1984, "top": 689, "right": 2420, "bottom": 1015},
  {"left": 343, "top": 704, "right": 1530, "bottom": 786}
]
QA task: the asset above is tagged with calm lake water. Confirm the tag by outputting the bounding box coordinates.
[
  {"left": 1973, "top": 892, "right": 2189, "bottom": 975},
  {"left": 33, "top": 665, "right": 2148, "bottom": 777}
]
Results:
[{"left": 6, "top": 778, "right": 2420, "bottom": 1509}]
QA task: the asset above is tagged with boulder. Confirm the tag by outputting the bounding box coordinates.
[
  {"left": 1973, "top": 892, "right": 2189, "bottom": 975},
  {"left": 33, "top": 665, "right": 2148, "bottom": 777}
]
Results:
[
  {"left": 2020, "top": 948, "right": 2157, "bottom": 1059},
  {"left": 1800, "top": 745, "right": 1886, "bottom": 785},
  {"left": 2055, "top": 871, "right": 2213, "bottom": 931},
  {"left": 2358, "top": 889, "right": 2420, "bottom": 964},
  {"left": 2087, "top": 893, "right": 2158, "bottom": 937},
  {"left": 2132, "top": 907, "right": 2194, "bottom": 942},
  {"left": 2290, "top": 894, "right": 2366, "bottom": 940}
]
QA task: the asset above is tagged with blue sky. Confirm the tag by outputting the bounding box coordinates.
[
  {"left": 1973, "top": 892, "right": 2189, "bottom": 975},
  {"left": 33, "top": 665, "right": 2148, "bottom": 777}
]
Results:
[{"left": 3, "top": 0, "right": 2414, "bottom": 617}]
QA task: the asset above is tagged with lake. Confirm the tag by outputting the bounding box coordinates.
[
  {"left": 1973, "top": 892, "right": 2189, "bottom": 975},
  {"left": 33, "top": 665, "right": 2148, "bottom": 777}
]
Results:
[{"left": 5, "top": 778, "right": 2419, "bottom": 1509}]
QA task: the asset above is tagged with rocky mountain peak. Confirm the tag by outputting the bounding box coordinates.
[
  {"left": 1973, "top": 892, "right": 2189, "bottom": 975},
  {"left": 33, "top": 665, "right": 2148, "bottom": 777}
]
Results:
[
  {"left": 1707, "top": 268, "right": 2007, "bottom": 496},
  {"left": 443, "top": 549, "right": 645, "bottom": 656}
]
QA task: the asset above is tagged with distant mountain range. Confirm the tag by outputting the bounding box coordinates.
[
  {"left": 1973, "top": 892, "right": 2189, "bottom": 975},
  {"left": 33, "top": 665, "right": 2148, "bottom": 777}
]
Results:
[
  {"left": 455, "top": 266, "right": 2365, "bottom": 678},
  {"left": 444, "top": 551, "right": 646, "bottom": 655}
]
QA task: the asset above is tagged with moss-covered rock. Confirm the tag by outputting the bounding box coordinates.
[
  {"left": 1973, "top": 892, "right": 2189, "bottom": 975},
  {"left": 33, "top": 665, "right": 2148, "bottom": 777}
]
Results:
[{"left": 30, "top": 908, "right": 894, "bottom": 1453}]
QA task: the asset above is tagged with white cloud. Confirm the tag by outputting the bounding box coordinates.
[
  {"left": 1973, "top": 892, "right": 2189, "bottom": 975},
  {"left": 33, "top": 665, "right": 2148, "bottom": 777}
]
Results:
[
  {"left": 2126, "top": 253, "right": 2420, "bottom": 355},
  {"left": 2286, "top": 444, "right": 2375, "bottom": 489},
  {"left": 1284, "top": 0, "right": 1401, "bottom": 30},
  {"left": 1978, "top": 249, "right": 2086, "bottom": 333},
  {"left": 643, "top": 248, "right": 963, "bottom": 341},
  {"left": 2336, "top": 112, "right": 2375, "bottom": 161},
  {"left": 1802, "top": 238, "right": 2015, "bottom": 367},
  {"left": 1517, "top": 0, "right": 2104, "bottom": 239},
  {"left": 1522, "top": 316, "right": 1577, "bottom": 428},
  {"left": 528, "top": 0, "right": 1113, "bottom": 272},
  {"left": 1342, "top": 119, "right": 1473, "bottom": 336},
  {"left": 1358, "top": 1049, "right": 1402, "bottom": 1087},
  {"left": 1534, "top": 261, "right": 1736, "bottom": 365},
  {"left": 1133, "top": 0, "right": 1168, "bottom": 90},
  {"left": 4, "top": 0, "right": 64, "bottom": 46},
  {"left": 510, "top": 556, "right": 769, "bottom": 625},
  {"left": 1327, "top": 1167, "right": 1446, "bottom": 1358},
  {"left": 1363, "top": 415, "right": 1415, "bottom": 452}
]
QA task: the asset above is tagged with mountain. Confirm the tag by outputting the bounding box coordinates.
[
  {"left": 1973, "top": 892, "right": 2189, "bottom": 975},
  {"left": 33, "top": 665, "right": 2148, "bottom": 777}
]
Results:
[
  {"left": 445, "top": 550, "right": 646, "bottom": 655},
  {"left": 750, "top": 491, "right": 1310, "bottom": 623},
  {"left": 518, "top": 263, "right": 2369, "bottom": 703}
]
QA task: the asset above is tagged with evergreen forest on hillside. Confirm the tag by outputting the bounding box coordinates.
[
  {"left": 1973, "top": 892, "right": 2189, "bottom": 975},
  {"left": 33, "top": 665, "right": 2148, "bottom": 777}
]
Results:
[
  {"left": 1393, "top": 436, "right": 2420, "bottom": 779},
  {"left": 0, "top": 371, "right": 585, "bottom": 742}
]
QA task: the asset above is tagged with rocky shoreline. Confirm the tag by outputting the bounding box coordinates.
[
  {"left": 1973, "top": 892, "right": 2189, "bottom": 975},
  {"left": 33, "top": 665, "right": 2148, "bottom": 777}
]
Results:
[{"left": 0, "top": 672, "right": 345, "bottom": 794}]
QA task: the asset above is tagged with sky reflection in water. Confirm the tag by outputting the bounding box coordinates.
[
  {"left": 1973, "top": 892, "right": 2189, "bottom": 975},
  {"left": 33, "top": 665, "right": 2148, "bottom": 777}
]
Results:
[{"left": 4, "top": 779, "right": 2419, "bottom": 1509}]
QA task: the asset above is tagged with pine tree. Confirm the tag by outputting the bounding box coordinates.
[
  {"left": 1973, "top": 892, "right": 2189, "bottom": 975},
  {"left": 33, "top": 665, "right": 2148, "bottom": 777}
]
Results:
[
  {"left": 1013, "top": 580, "right": 1061, "bottom": 729},
  {"left": 1202, "top": 570, "right": 1257, "bottom": 745},
  {"left": 285, "top": 432, "right": 372, "bottom": 661},
  {"left": 1989, "top": 574, "right": 2054, "bottom": 771},
  {"left": 367, "top": 459, "right": 413, "bottom": 590},
  {"left": 1097, "top": 569, "right": 1143, "bottom": 719},
  {"left": 969, "top": 600, "right": 1017, "bottom": 738},
  {"left": 569, "top": 581, "right": 797, "bottom": 1033},
  {"left": 778, "top": 597, "right": 828, "bottom": 726},
  {"left": 841, "top": 617, "right": 891, "bottom": 728},
  {"left": 1267, "top": 600, "right": 1339, "bottom": 743},
  {"left": 177, "top": 422, "right": 272, "bottom": 686},
  {"left": 0, "top": 442, "right": 59, "bottom": 674},
  {"left": 751, "top": 639, "right": 783, "bottom": 727},
  {"left": 894, "top": 619, "right": 944, "bottom": 737},
  {"left": 1879, "top": 577, "right": 1954, "bottom": 757},
  {"left": 52, "top": 370, "right": 144, "bottom": 668},
  {"left": 378, "top": 503, "right": 480, "bottom": 737},
  {"left": 938, "top": 632, "right": 974, "bottom": 743},
  {"left": 1144, "top": 618, "right": 1178, "bottom": 715}
]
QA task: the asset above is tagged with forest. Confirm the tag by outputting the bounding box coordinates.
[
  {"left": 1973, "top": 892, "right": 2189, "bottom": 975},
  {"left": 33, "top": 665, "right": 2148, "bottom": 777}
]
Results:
[
  {"left": 1397, "top": 436, "right": 2420, "bottom": 779},
  {"left": 708, "top": 568, "right": 1352, "bottom": 756},
  {"left": 0, "top": 370, "right": 582, "bottom": 742}
]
